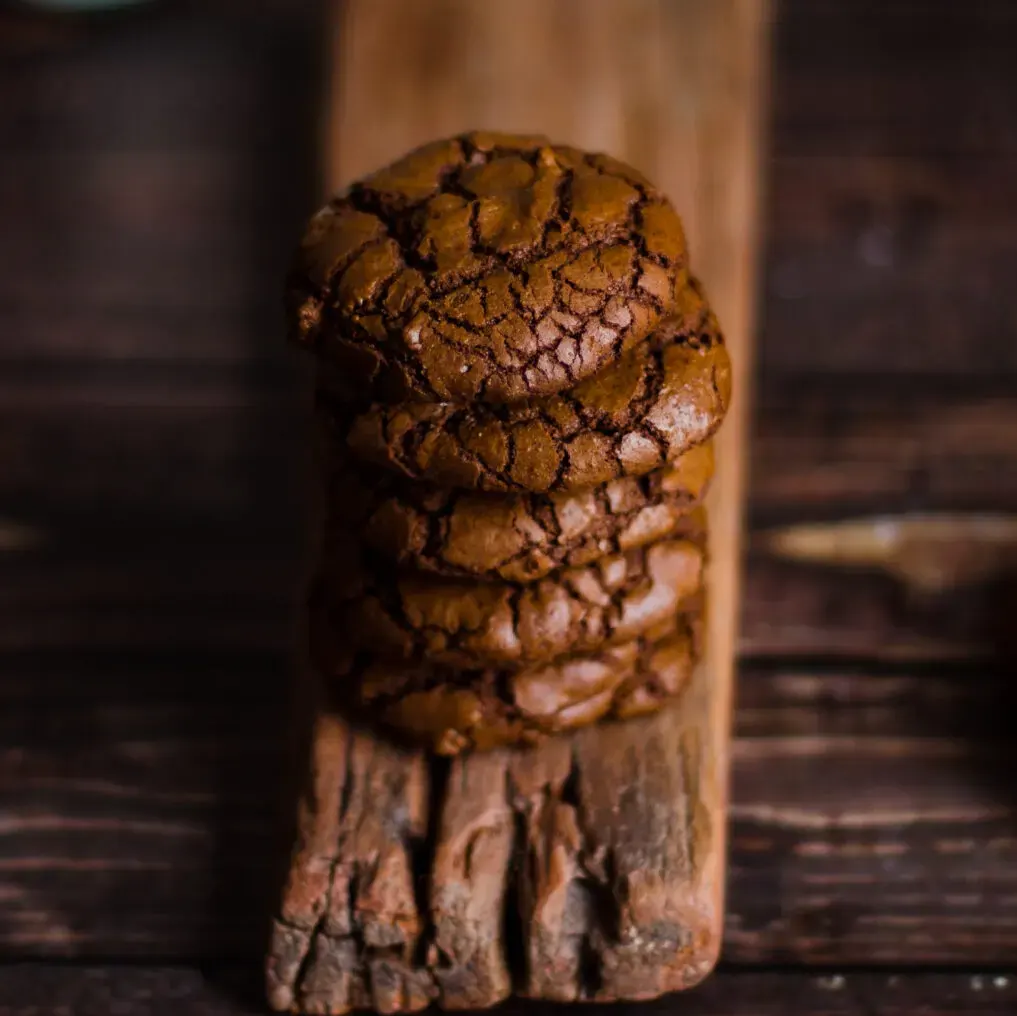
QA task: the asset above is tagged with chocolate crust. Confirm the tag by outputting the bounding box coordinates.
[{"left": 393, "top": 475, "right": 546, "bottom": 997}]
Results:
[
  {"left": 288, "top": 131, "right": 689, "bottom": 404},
  {"left": 312, "top": 537, "right": 704, "bottom": 671},
  {"left": 322, "top": 437, "right": 713, "bottom": 584},
  {"left": 334, "top": 281, "right": 729, "bottom": 494},
  {"left": 287, "top": 133, "right": 723, "bottom": 752},
  {"left": 321, "top": 600, "right": 703, "bottom": 755}
]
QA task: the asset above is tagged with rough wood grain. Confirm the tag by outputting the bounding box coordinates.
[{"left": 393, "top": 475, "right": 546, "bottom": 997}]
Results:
[
  {"left": 750, "top": 381, "right": 1017, "bottom": 525},
  {"left": 266, "top": 697, "right": 730, "bottom": 1009},
  {"left": 265, "top": 687, "right": 727, "bottom": 1010},
  {"left": 728, "top": 668, "right": 1017, "bottom": 964},
  {"left": 7, "top": 965, "right": 1017, "bottom": 1016},
  {"left": 267, "top": 707, "right": 433, "bottom": 1014},
  {"left": 741, "top": 552, "right": 1017, "bottom": 662},
  {"left": 508, "top": 703, "right": 720, "bottom": 1002},
  {"left": 428, "top": 753, "right": 514, "bottom": 1008}
]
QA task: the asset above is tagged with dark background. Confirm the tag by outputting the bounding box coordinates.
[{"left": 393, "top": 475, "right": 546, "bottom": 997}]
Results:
[{"left": 2, "top": 1, "right": 1017, "bottom": 1012}]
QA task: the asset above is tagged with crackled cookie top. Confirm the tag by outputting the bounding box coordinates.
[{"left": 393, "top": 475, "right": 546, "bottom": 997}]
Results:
[
  {"left": 322, "top": 441, "right": 713, "bottom": 584},
  {"left": 288, "top": 131, "right": 689, "bottom": 403},
  {"left": 327, "top": 608, "right": 702, "bottom": 755},
  {"left": 312, "top": 536, "right": 704, "bottom": 670},
  {"left": 334, "top": 280, "right": 729, "bottom": 493}
]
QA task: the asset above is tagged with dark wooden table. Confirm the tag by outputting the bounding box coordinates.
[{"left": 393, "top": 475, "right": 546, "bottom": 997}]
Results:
[{"left": 3, "top": 1, "right": 1017, "bottom": 1013}]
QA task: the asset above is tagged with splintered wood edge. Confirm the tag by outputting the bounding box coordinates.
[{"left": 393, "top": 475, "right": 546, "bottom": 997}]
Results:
[
  {"left": 267, "top": 674, "right": 721, "bottom": 1012},
  {"left": 266, "top": 0, "right": 767, "bottom": 1009}
]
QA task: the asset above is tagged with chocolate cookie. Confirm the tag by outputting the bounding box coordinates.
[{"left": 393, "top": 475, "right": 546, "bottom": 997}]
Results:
[
  {"left": 312, "top": 536, "right": 704, "bottom": 670},
  {"left": 323, "top": 437, "right": 713, "bottom": 583},
  {"left": 329, "top": 603, "right": 702, "bottom": 755},
  {"left": 336, "top": 280, "right": 730, "bottom": 493},
  {"left": 287, "top": 131, "right": 689, "bottom": 404}
]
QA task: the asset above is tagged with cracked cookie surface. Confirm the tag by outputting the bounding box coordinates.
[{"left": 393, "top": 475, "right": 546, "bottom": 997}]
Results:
[
  {"left": 334, "top": 280, "right": 729, "bottom": 493},
  {"left": 288, "top": 131, "right": 689, "bottom": 404},
  {"left": 323, "top": 602, "right": 702, "bottom": 755},
  {"left": 312, "top": 537, "right": 704, "bottom": 671},
  {"left": 322, "top": 443, "right": 712, "bottom": 584}
]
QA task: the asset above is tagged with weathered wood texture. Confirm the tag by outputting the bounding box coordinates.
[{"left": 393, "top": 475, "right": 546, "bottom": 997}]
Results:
[
  {"left": 6, "top": 966, "right": 1017, "bottom": 1016},
  {"left": 267, "top": 673, "right": 728, "bottom": 1010},
  {"left": 265, "top": 0, "right": 767, "bottom": 1006},
  {"left": 3, "top": 0, "right": 1017, "bottom": 991},
  {"left": 267, "top": 707, "right": 436, "bottom": 1013}
]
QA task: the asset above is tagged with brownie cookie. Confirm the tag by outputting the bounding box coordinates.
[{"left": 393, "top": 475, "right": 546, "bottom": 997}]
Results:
[
  {"left": 325, "top": 602, "right": 702, "bottom": 755},
  {"left": 312, "top": 536, "right": 704, "bottom": 670},
  {"left": 287, "top": 131, "right": 689, "bottom": 404},
  {"left": 323, "top": 437, "right": 713, "bottom": 583},
  {"left": 336, "top": 280, "right": 730, "bottom": 493}
]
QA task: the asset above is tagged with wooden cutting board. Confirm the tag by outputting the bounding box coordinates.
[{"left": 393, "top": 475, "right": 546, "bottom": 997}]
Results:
[{"left": 267, "top": 1, "right": 768, "bottom": 1009}]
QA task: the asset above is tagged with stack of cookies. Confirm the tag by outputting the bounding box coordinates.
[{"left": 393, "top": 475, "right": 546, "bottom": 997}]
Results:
[{"left": 286, "top": 132, "right": 731, "bottom": 755}]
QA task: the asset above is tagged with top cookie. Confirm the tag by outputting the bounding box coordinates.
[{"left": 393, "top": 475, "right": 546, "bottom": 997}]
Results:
[{"left": 287, "top": 131, "right": 689, "bottom": 404}]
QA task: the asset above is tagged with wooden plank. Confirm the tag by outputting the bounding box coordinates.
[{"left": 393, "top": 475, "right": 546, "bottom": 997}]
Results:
[
  {"left": 0, "top": 2, "right": 320, "bottom": 551},
  {"left": 7, "top": 382, "right": 1017, "bottom": 666},
  {"left": 0, "top": 656, "right": 288, "bottom": 957},
  {"left": 5, "top": 965, "right": 1017, "bottom": 1016},
  {"left": 5, "top": 376, "right": 1015, "bottom": 529},
  {"left": 508, "top": 702, "right": 723, "bottom": 1001},
  {"left": 3, "top": 0, "right": 1017, "bottom": 530},
  {"left": 266, "top": 0, "right": 766, "bottom": 1007},
  {"left": 7, "top": 153, "right": 1014, "bottom": 377},
  {"left": 728, "top": 667, "right": 1017, "bottom": 964},
  {"left": 750, "top": 381, "right": 1017, "bottom": 524},
  {"left": 7, "top": 139, "right": 1017, "bottom": 519},
  {"left": 743, "top": 378, "right": 1017, "bottom": 662},
  {"left": 2, "top": 3, "right": 1014, "bottom": 390},
  {"left": 0, "top": 308, "right": 286, "bottom": 367},
  {"left": 265, "top": 683, "right": 732, "bottom": 1009},
  {"left": 0, "top": 11, "right": 319, "bottom": 354},
  {"left": 741, "top": 552, "right": 1017, "bottom": 662}
]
